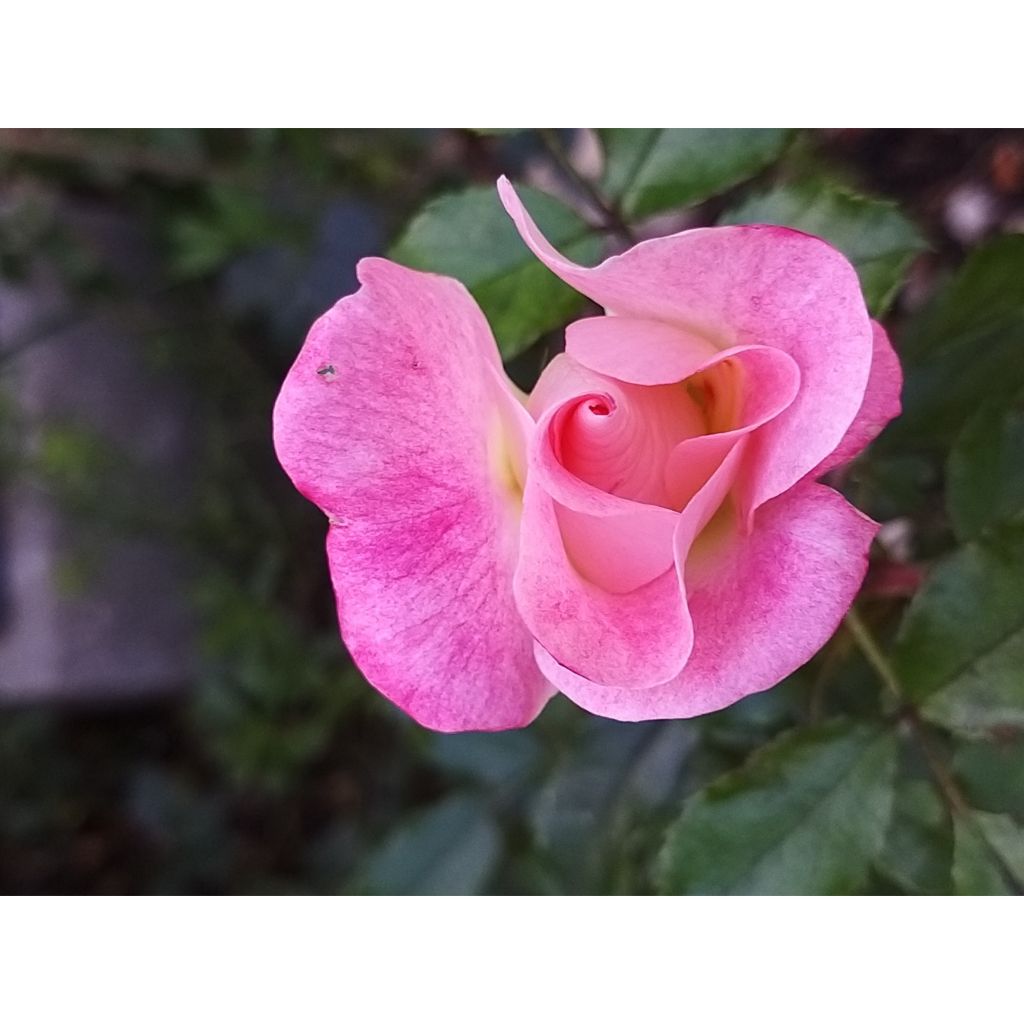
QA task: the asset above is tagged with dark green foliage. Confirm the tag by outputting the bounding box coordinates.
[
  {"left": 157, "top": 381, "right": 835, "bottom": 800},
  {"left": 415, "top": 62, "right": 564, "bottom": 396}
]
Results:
[
  {"left": 658, "top": 721, "right": 897, "bottom": 895},
  {"left": 947, "top": 397, "right": 1024, "bottom": 540},
  {"left": 532, "top": 719, "right": 698, "bottom": 894},
  {"left": 953, "top": 813, "right": 1024, "bottom": 895},
  {"left": 875, "top": 779, "right": 953, "bottom": 895},
  {"left": 954, "top": 737, "right": 1024, "bottom": 817},
  {"left": 890, "top": 235, "right": 1024, "bottom": 448},
  {"left": 351, "top": 796, "right": 501, "bottom": 896},
  {"left": 893, "top": 524, "right": 1024, "bottom": 736},
  {"left": 3, "top": 129, "right": 1024, "bottom": 895},
  {"left": 601, "top": 129, "right": 791, "bottom": 218}
]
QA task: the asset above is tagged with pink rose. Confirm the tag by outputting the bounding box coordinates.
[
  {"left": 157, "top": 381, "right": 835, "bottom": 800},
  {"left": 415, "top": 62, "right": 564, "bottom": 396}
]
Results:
[{"left": 273, "top": 178, "right": 901, "bottom": 732}]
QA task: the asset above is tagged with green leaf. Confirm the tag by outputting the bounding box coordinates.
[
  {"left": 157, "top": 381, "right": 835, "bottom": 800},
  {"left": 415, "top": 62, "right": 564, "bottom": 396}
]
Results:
[
  {"left": 974, "top": 813, "right": 1024, "bottom": 886},
  {"left": 953, "top": 812, "right": 1024, "bottom": 895},
  {"left": 889, "top": 235, "right": 1024, "bottom": 448},
  {"left": 532, "top": 720, "right": 697, "bottom": 893},
  {"left": 658, "top": 720, "right": 897, "bottom": 895},
  {"left": 947, "top": 397, "right": 1024, "bottom": 540},
  {"left": 600, "top": 129, "right": 791, "bottom": 219},
  {"left": 875, "top": 779, "right": 952, "bottom": 895},
  {"left": 721, "top": 180, "right": 925, "bottom": 315},
  {"left": 390, "top": 184, "right": 601, "bottom": 361},
  {"left": 352, "top": 795, "right": 500, "bottom": 895},
  {"left": 954, "top": 737, "right": 1024, "bottom": 818},
  {"left": 893, "top": 523, "right": 1024, "bottom": 737}
]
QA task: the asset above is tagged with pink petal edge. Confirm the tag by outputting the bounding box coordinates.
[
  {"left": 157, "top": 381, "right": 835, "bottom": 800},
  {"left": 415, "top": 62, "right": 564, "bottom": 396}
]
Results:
[
  {"left": 810, "top": 320, "right": 903, "bottom": 477},
  {"left": 273, "top": 258, "right": 552, "bottom": 732},
  {"left": 536, "top": 482, "right": 877, "bottom": 720}
]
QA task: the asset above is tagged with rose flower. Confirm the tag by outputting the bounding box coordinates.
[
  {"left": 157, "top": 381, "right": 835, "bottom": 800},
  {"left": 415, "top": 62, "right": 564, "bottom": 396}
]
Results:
[{"left": 273, "top": 178, "right": 901, "bottom": 731}]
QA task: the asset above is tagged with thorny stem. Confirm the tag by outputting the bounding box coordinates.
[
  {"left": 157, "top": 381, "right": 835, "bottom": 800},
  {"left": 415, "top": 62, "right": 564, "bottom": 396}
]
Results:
[
  {"left": 808, "top": 637, "right": 846, "bottom": 725},
  {"left": 845, "top": 606, "right": 1023, "bottom": 891},
  {"left": 537, "top": 129, "right": 637, "bottom": 246},
  {"left": 843, "top": 606, "right": 903, "bottom": 703},
  {"left": 845, "top": 606, "right": 968, "bottom": 814}
]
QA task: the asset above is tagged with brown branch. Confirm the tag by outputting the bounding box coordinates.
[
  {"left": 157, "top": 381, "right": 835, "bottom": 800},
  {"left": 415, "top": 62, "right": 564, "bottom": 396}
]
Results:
[{"left": 536, "top": 128, "right": 636, "bottom": 246}]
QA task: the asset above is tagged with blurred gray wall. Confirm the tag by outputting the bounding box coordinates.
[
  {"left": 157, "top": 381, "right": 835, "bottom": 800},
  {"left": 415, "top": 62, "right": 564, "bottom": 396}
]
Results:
[{"left": 0, "top": 204, "right": 196, "bottom": 702}]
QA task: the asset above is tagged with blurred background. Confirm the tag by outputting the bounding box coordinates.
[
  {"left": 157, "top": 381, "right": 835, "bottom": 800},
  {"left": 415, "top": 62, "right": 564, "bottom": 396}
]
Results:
[{"left": 1, "top": 129, "right": 1022, "bottom": 895}]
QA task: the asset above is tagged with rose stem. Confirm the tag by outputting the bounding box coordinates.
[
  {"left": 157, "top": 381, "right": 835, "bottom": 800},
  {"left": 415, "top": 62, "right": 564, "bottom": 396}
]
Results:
[{"left": 844, "top": 605, "right": 1022, "bottom": 892}]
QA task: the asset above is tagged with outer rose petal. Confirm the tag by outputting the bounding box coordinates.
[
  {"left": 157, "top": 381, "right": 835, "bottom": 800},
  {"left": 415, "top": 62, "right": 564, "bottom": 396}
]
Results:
[
  {"left": 498, "top": 177, "right": 873, "bottom": 515},
  {"left": 810, "top": 321, "right": 903, "bottom": 477},
  {"left": 535, "top": 483, "right": 877, "bottom": 721},
  {"left": 273, "top": 258, "right": 552, "bottom": 732}
]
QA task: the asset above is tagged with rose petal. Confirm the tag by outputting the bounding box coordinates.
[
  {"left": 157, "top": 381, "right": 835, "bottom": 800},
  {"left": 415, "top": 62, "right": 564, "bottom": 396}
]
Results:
[
  {"left": 498, "top": 177, "right": 874, "bottom": 515},
  {"left": 541, "top": 364, "right": 706, "bottom": 510},
  {"left": 554, "top": 505, "right": 678, "bottom": 594},
  {"left": 516, "top": 352, "right": 690, "bottom": 678},
  {"left": 810, "top": 321, "right": 903, "bottom": 477},
  {"left": 273, "top": 257, "right": 552, "bottom": 731},
  {"left": 518, "top": 422, "right": 751, "bottom": 693},
  {"left": 527, "top": 353, "right": 696, "bottom": 594},
  {"left": 535, "top": 482, "right": 877, "bottom": 720},
  {"left": 565, "top": 316, "right": 718, "bottom": 384},
  {"left": 519, "top": 337, "right": 800, "bottom": 668},
  {"left": 664, "top": 344, "right": 800, "bottom": 511},
  {"left": 514, "top": 475, "right": 691, "bottom": 688}
]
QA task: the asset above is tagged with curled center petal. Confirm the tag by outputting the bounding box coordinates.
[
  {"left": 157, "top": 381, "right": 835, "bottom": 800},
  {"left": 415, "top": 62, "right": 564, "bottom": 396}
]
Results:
[{"left": 551, "top": 380, "right": 706, "bottom": 509}]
